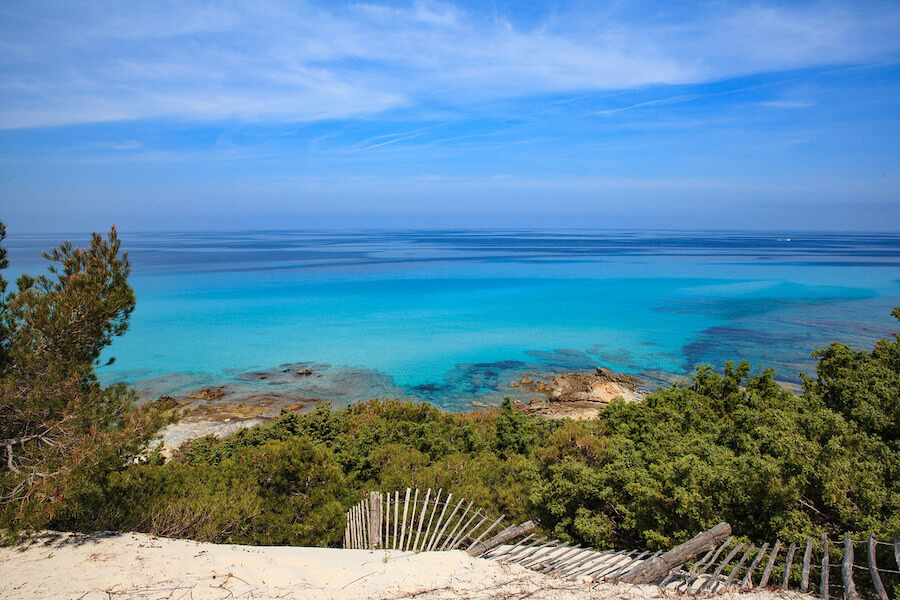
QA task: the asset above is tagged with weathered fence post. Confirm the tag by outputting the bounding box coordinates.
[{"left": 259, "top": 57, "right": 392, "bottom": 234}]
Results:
[
  {"left": 620, "top": 522, "right": 732, "bottom": 584},
  {"left": 782, "top": 542, "right": 797, "bottom": 589},
  {"left": 820, "top": 533, "right": 830, "bottom": 599},
  {"left": 868, "top": 533, "right": 889, "bottom": 600},
  {"left": 801, "top": 538, "right": 813, "bottom": 592},
  {"left": 841, "top": 533, "right": 860, "bottom": 600},
  {"left": 368, "top": 491, "right": 381, "bottom": 549},
  {"left": 759, "top": 540, "right": 782, "bottom": 588}
]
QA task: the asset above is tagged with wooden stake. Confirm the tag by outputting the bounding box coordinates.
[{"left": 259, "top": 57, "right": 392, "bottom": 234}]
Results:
[
  {"left": 398, "top": 488, "right": 411, "bottom": 551},
  {"left": 782, "top": 542, "right": 797, "bottom": 589},
  {"left": 426, "top": 493, "right": 453, "bottom": 551},
  {"left": 841, "top": 533, "right": 860, "bottom": 600},
  {"left": 441, "top": 500, "right": 473, "bottom": 550},
  {"left": 421, "top": 489, "right": 442, "bottom": 551},
  {"left": 698, "top": 542, "right": 743, "bottom": 593},
  {"left": 820, "top": 533, "right": 830, "bottom": 600},
  {"left": 393, "top": 490, "right": 400, "bottom": 550},
  {"left": 404, "top": 488, "right": 419, "bottom": 551},
  {"left": 801, "top": 538, "right": 813, "bottom": 592},
  {"left": 465, "top": 515, "right": 504, "bottom": 554},
  {"left": 432, "top": 498, "right": 464, "bottom": 551},
  {"left": 740, "top": 543, "right": 769, "bottom": 589},
  {"left": 868, "top": 534, "right": 889, "bottom": 600},
  {"left": 722, "top": 545, "right": 754, "bottom": 589},
  {"left": 759, "top": 540, "right": 782, "bottom": 588},
  {"left": 448, "top": 508, "right": 483, "bottom": 550},
  {"left": 412, "top": 488, "right": 431, "bottom": 551}
]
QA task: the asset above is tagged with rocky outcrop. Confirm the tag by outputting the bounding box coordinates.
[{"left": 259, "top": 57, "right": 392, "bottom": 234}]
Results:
[
  {"left": 187, "top": 386, "right": 226, "bottom": 401},
  {"left": 519, "top": 367, "right": 646, "bottom": 419}
]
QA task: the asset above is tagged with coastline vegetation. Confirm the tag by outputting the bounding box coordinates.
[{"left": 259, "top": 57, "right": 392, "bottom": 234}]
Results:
[{"left": 1, "top": 225, "right": 897, "bottom": 550}]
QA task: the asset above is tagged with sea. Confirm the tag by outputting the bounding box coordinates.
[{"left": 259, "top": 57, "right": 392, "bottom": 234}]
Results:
[{"left": 4, "top": 230, "right": 899, "bottom": 411}]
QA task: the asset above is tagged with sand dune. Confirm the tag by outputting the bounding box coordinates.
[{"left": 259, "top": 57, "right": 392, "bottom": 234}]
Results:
[{"left": 0, "top": 531, "right": 813, "bottom": 600}]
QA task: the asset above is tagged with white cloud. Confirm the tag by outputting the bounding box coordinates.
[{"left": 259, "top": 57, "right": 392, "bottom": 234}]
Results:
[{"left": 0, "top": 0, "right": 897, "bottom": 129}]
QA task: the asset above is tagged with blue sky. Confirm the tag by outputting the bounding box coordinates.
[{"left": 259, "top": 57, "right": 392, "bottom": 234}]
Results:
[{"left": 1, "top": 0, "right": 899, "bottom": 231}]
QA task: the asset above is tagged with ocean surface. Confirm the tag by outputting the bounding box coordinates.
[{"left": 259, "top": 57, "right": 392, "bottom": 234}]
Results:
[{"left": 5, "top": 230, "right": 899, "bottom": 410}]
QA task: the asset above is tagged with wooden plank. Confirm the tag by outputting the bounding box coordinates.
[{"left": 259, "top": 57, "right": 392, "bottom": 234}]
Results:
[
  {"left": 465, "top": 515, "right": 505, "bottom": 554},
  {"left": 622, "top": 522, "right": 732, "bottom": 584},
  {"left": 420, "top": 489, "right": 442, "bottom": 551},
  {"left": 432, "top": 498, "right": 464, "bottom": 551},
  {"left": 868, "top": 534, "right": 889, "bottom": 600},
  {"left": 356, "top": 503, "right": 366, "bottom": 549},
  {"left": 607, "top": 551, "right": 650, "bottom": 580},
  {"left": 608, "top": 551, "right": 651, "bottom": 581},
  {"left": 895, "top": 537, "right": 900, "bottom": 571},
  {"left": 459, "top": 515, "right": 489, "bottom": 552},
  {"left": 468, "top": 520, "right": 534, "bottom": 557},
  {"left": 426, "top": 493, "right": 454, "bottom": 551},
  {"left": 672, "top": 547, "right": 713, "bottom": 591},
  {"left": 524, "top": 543, "right": 572, "bottom": 570},
  {"left": 448, "top": 509, "right": 483, "bottom": 550},
  {"left": 591, "top": 551, "right": 638, "bottom": 580},
  {"left": 393, "top": 490, "right": 400, "bottom": 550},
  {"left": 541, "top": 546, "right": 588, "bottom": 573},
  {"left": 738, "top": 542, "right": 768, "bottom": 589},
  {"left": 506, "top": 537, "right": 551, "bottom": 565},
  {"left": 556, "top": 549, "right": 604, "bottom": 578},
  {"left": 361, "top": 498, "right": 370, "bottom": 549},
  {"left": 349, "top": 505, "right": 356, "bottom": 549},
  {"left": 398, "top": 488, "right": 411, "bottom": 551},
  {"left": 583, "top": 550, "right": 628, "bottom": 581},
  {"left": 820, "top": 533, "right": 830, "bottom": 600},
  {"left": 759, "top": 540, "right": 782, "bottom": 588},
  {"left": 538, "top": 545, "right": 583, "bottom": 573},
  {"left": 685, "top": 536, "right": 734, "bottom": 592},
  {"left": 516, "top": 542, "right": 566, "bottom": 569},
  {"left": 722, "top": 545, "right": 754, "bottom": 590},
  {"left": 782, "top": 542, "right": 797, "bottom": 589},
  {"left": 801, "top": 538, "right": 813, "bottom": 592},
  {"left": 698, "top": 542, "right": 744, "bottom": 593},
  {"left": 486, "top": 533, "right": 536, "bottom": 560},
  {"left": 404, "top": 488, "right": 419, "bottom": 551},
  {"left": 353, "top": 504, "right": 361, "bottom": 549},
  {"left": 412, "top": 488, "right": 431, "bottom": 552},
  {"left": 441, "top": 501, "right": 474, "bottom": 550},
  {"left": 841, "top": 533, "right": 860, "bottom": 600},
  {"left": 384, "top": 491, "right": 391, "bottom": 549}
]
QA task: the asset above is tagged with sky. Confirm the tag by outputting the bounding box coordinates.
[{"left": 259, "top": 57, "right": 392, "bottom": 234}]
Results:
[{"left": 0, "top": 0, "right": 899, "bottom": 232}]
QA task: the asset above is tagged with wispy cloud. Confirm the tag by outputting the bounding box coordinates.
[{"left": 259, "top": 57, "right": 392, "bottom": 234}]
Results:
[
  {"left": 0, "top": 0, "right": 898, "bottom": 129},
  {"left": 755, "top": 100, "right": 814, "bottom": 109}
]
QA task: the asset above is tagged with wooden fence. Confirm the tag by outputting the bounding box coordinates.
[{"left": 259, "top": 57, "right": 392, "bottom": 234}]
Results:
[
  {"left": 658, "top": 533, "right": 900, "bottom": 599},
  {"left": 343, "top": 490, "right": 899, "bottom": 598},
  {"left": 342, "top": 488, "right": 534, "bottom": 556}
]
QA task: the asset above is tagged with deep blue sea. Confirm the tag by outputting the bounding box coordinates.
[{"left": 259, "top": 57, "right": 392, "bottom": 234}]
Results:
[{"left": 5, "top": 230, "right": 899, "bottom": 410}]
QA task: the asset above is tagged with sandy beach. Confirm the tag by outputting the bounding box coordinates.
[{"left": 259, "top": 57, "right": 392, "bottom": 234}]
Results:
[{"left": 0, "top": 531, "right": 816, "bottom": 600}]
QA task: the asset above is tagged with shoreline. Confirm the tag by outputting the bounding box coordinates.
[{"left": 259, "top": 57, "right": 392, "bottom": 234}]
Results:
[{"left": 147, "top": 362, "right": 678, "bottom": 452}]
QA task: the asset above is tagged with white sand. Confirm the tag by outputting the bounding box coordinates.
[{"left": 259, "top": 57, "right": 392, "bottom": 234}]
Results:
[{"left": 0, "top": 531, "right": 813, "bottom": 600}]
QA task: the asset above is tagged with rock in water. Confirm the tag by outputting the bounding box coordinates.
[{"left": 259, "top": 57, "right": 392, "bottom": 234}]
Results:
[
  {"left": 187, "top": 386, "right": 226, "bottom": 401},
  {"left": 519, "top": 367, "right": 646, "bottom": 419}
]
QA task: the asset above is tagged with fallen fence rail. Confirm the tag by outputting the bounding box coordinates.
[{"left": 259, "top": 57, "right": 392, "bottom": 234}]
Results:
[{"left": 343, "top": 491, "right": 899, "bottom": 598}]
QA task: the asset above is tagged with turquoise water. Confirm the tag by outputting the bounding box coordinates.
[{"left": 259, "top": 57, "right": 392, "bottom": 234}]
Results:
[{"left": 5, "top": 230, "right": 899, "bottom": 410}]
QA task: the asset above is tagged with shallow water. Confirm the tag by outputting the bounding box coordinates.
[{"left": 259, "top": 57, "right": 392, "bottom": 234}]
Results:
[{"left": 5, "top": 230, "right": 899, "bottom": 410}]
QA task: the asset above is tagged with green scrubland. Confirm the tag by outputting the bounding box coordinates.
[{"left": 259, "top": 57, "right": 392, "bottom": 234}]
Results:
[{"left": 2, "top": 225, "right": 898, "bottom": 549}]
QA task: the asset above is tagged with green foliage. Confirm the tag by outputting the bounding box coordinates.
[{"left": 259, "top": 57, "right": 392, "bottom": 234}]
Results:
[
  {"left": 54, "top": 312, "right": 898, "bottom": 549},
  {"left": 3, "top": 222, "right": 896, "bottom": 551},
  {"left": 0, "top": 224, "right": 170, "bottom": 537},
  {"left": 495, "top": 397, "right": 535, "bottom": 457}
]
